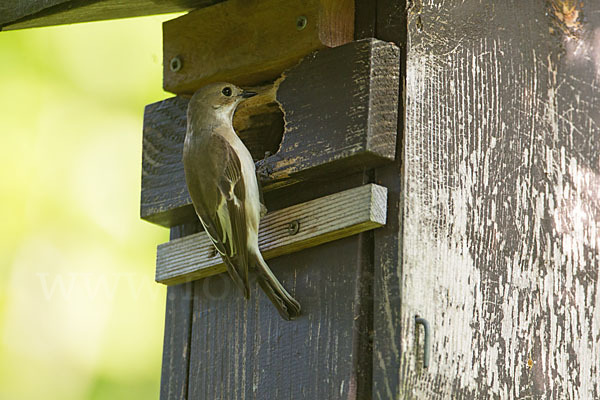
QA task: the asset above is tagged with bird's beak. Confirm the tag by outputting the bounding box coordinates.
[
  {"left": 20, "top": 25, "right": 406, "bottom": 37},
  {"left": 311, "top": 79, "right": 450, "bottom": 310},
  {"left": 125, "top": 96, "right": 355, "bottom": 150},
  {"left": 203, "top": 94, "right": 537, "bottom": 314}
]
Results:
[{"left": 240, "top": 90, "right": 257, "bottom": 99}]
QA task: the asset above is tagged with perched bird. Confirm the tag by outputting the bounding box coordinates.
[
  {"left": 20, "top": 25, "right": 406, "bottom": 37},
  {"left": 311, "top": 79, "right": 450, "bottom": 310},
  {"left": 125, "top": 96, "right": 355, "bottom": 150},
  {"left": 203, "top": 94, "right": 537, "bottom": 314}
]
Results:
[{"left": 183, "top": 82, "right": 301, "bottom": 320}]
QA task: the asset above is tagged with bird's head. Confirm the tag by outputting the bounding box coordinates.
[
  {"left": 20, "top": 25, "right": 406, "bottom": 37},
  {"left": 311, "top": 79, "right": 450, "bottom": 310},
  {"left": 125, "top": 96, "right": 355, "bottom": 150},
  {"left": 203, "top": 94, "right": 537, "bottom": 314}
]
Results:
[{"left": 188, "top": 82, "right": 257, "bottom": 122}]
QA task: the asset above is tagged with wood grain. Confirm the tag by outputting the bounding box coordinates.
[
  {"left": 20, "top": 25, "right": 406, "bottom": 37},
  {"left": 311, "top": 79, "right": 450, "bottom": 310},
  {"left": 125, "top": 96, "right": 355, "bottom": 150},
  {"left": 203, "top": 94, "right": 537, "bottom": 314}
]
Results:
[
  {"left": 369, "top": 1, "right": 407, "bottom": 400},
  {"left": 159, "top": 223, "right": 199, "bottom": 400},
  {"left": 162, "top": 0, "right": 354, "bottom": 94},
  {"left": 395, "top": 0, "right": 600, "bottom": 398},
  {"left": 156, "top": 183, "right": 387, "bottom": 285},
  {"left": 0, "top": 0, "right": 220, "bottom": 30},
  {"left": 141, "top": 39, "right": 400, "bottom": 227},
  {"left": 187, "top": 234, "right": 371, "bottom": 399}
]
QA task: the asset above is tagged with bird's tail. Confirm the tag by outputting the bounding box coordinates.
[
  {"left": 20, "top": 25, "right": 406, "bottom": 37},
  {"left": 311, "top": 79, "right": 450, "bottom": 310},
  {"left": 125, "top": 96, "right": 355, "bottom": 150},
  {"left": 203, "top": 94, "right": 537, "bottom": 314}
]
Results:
[{"left": 254, "top": 254, "right": 301, "bottom": 320}]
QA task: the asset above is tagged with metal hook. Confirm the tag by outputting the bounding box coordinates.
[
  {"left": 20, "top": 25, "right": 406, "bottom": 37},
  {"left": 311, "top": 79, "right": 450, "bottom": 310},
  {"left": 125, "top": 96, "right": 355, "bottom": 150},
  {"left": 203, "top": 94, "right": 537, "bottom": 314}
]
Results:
[{"left": 415, "top": 315, "right": 431, "bottom": 369}]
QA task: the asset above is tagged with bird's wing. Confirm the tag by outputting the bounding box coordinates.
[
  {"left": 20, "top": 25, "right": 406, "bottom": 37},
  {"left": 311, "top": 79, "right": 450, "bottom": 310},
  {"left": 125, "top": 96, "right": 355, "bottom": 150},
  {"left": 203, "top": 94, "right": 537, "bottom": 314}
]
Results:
[{"left": 196, "top": 133, "right": 250, "bottom": 296}]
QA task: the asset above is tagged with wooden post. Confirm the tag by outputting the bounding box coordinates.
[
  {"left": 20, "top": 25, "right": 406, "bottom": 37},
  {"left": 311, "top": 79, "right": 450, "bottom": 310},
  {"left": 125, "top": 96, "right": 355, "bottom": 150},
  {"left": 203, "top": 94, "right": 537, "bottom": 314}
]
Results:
[{"left": 371, "top": 0, "right": 600, "bottom": 398}]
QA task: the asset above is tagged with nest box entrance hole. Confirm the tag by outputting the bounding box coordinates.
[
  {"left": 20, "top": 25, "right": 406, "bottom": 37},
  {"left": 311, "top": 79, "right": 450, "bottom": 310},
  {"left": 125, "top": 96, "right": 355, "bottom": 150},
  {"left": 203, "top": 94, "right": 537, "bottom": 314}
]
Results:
[{"left": 232, "top": 87, "right": 285, "bottom": 162}]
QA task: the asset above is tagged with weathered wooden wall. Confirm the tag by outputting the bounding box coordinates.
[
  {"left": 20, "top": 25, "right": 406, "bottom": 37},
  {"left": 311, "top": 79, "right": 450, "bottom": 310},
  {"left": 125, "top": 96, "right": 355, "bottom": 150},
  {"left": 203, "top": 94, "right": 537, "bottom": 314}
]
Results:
[
  {"left": 398, "top": 0, "right": 600, "bottom": 398},
  {"left": 159, "top": 173, "right": 377, "bottom": 399},
  {"left": 187, "top": 233, "right": 372, "bottom": 399}
]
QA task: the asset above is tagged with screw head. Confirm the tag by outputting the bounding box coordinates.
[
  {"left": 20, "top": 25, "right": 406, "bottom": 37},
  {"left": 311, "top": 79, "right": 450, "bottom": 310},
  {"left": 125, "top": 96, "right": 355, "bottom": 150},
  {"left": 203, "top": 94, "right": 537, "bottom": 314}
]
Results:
[
  {"left": 287, "top": 220, "right": 300, "bottom": 235},
  {"left": 170, "top": 56, "right": 182, "bottom": 72},
  {"left": 296, "top": 16, "right": 308, "bottom": 31}
]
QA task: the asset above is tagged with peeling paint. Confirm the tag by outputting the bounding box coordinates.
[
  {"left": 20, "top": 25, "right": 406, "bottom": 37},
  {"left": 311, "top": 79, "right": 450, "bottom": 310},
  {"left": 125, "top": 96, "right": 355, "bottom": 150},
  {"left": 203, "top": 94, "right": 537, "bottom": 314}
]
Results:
[{"left": 401, "top": 1, "right": 600, "bottom": 398}]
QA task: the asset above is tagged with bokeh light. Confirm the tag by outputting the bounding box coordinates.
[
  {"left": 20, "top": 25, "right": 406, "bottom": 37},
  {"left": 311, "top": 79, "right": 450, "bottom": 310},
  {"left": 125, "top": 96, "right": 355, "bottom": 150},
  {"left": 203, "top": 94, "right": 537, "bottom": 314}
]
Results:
[{"left": 0, "top": 14, "right": 179, "bottom": 400}]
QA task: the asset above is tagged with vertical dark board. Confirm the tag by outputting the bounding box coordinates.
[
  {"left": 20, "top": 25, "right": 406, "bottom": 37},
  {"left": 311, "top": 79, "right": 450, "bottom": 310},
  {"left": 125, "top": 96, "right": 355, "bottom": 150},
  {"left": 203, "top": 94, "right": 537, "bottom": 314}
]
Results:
[
  {"left": 353, "top": 0, "right": 377, "bottom": 47},
  {"left": 187, "top": 235, "right": 373, "bottom": 399},
  {"left": 160, "top": 223, "right": 200, "bottom": 400},
  {"left": 398, "top": 0, "right": 600, "bottom": 398},
  {"left": 366, "top": 0, "right": 408, "bottom": 399},
  {"left": 352, "top": 229, "right": 375, "bottom": 399}
]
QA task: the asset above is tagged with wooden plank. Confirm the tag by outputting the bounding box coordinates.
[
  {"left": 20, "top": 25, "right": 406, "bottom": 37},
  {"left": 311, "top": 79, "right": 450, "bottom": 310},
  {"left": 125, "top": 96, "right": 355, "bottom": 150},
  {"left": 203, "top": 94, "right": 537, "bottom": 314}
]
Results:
[
  {"left": 156, "top": 183, "right": 387, "bottom": 285},
  {"left": 141, "top": 38, "right": 400, "bottom": 227},
  {"left": 0, "top": 0, "right": 221, "bottom": 30},
  {"left": 350, "top": 10, "right": 379, "bottom": 399},
  {"left": 160, "top": 282, "right": 193, "bottom": 400},
  {"left": 162, "top": 0, "right": 354, "bottom": 94},
  {"left": 187, "top": 234, "right": 371, "bottom": 399},
  {"left": 159, "top": 223, "right": 199, "bottom": 400},
  {"left": 369, "top": 1, "right": 407, "bottom": 400},
  {"left": 396, "top": 0, "right": 600, "bottom": 398},
  {"left": 270, "top": 38, "right": 399, "bottom": 182},
  {"left": 351, "top": 171, "right": 377, "bottom": 399}
]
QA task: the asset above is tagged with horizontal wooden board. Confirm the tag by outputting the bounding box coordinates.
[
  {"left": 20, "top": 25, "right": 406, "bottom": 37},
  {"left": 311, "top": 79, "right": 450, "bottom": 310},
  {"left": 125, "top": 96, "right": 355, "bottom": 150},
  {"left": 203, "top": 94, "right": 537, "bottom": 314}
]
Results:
[
  {"left": 163, "top": 0, "right": 354, "bottom": 94},
  {"left": 155, "top": 183, "right": 387, "bottom": 285},
  {"left": 0, "top": 0, "right": 220, "bottom": 30},
  {"left": 141, "top": 38, "right": 400, "bottom": 227}
]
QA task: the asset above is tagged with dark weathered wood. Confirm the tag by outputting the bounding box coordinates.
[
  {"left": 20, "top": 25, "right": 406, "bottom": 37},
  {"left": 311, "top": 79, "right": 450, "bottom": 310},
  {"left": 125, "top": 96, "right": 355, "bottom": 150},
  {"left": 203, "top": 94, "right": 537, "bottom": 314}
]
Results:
[
  {"left": 162, "top": 0, "right": 354, "bottom": 94},
  {"left": 270, "top": 38, "right": 399, "bottom": 182},
  {"left": 352, "top": 171, "right": 376, "bottom": 398},
  {"left": 354, "top": 0, "right": 377, "bottom": 39},
  {"left": 187, "top": 234, "right": 373, "bottom": 399},
  {"left": 369, "top": 1, "right": 407, "bottom": 400},
  {"left": 350, "top": 13, "right": 379, "bottom": 400},
  {"left": 155, "top": 184, "right": 387, "bottom": 285},
  {"left": 141, "top": 39, "right": 400, "bottom": 227},
  {"left": 385, "top": 0, "right": 600, "bottom": 398},
  {"left": 159, "top": 223, "right": 200, "bottom": 400},
  {"left": 0, "top": 0, "right": 221, "bottom": 30}
]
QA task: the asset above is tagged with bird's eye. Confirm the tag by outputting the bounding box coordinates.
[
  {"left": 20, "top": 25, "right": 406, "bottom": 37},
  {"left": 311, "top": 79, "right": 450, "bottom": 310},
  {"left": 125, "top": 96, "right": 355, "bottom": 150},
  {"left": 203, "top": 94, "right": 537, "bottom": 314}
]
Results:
[{"left": 222, "top": 87, "right": 232, "bottom": 97}]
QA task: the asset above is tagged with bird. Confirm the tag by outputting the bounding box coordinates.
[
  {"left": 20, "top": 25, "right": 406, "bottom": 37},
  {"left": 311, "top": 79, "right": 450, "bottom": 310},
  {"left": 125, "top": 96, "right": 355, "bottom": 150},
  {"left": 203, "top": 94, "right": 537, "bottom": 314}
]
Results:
[{"left": 183, "top": 82, "right": 301, "bottom": 320}]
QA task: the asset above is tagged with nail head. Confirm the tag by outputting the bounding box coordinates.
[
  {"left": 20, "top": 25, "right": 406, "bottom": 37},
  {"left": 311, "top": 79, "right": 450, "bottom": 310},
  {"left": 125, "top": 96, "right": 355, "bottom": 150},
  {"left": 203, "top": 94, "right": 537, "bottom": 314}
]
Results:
[
  {"left": 170, "top": 56, "right": 182, "bottom": 72},
  {"left": 296, "top": 16, "right": 308, "bottom": 31},
  {"left": 287, "top": 220, "right": 300, "bottom": 235}
]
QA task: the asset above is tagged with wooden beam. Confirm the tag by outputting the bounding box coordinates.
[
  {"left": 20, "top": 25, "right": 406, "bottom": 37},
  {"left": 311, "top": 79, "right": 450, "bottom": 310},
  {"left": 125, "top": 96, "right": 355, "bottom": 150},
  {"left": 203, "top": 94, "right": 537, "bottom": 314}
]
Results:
[
  {"left": 162, "top": 0, "right": 354, "bottom": 94},
  {"left": 141, "top": 38, "right": 400, "bottom": 227},
  {"left": 155, "top": 183, "right": 387, "bottom": 285},
  {"left": 0, "top": 0, "right": 221, "bottom": 30}
]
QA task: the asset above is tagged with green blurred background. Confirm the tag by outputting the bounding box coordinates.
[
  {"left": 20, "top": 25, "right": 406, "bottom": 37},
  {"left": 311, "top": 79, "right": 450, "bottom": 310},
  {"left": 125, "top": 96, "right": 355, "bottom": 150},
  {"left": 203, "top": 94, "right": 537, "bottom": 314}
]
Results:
[{"left": 0, "top": 14, "right": 181, "bottom": 399}]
